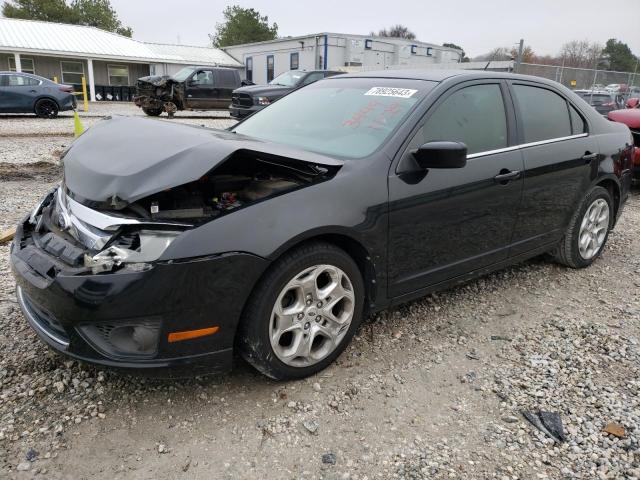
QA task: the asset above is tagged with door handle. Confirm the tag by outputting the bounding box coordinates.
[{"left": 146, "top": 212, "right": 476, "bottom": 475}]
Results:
[
  {"left": 494, "top": 169, "right": 521, "bottom": 184},
  {"left": 582, "top": 152, "right": 598, "bottom": 163},
  {"left": 29, "top": 89, "right": 37, "bottom": 93}
]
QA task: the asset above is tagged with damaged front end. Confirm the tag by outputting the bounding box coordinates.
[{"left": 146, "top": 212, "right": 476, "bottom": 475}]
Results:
[
  {"left": 134, "top": 75, "right": 183, "bottom": 115},
  {"left": 9, "top": 117, "right": 342, "bottom": 372},
  {"left": 24, "top": 117, "right": 342, "bottom": 275}
]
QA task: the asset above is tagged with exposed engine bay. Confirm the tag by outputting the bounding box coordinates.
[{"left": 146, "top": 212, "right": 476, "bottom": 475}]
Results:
[
  {"left": 23, "top": 151, "right": 336, "bottom": 275},
  {"left": 124, "top": 151, "right": 331, "bottom": 222}
]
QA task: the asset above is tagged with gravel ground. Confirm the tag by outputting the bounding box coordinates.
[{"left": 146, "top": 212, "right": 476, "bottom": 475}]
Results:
[
  {"left": 0, "top": 102, "right": 234, "bottom": 137},
  {"left": 0, "top": 113, "right": 639, "bottom": 479}
]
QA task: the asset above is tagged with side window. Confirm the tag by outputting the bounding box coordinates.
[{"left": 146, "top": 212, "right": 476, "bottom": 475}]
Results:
[
  {"left": 266, "top": 55, "right": 275, "bottom": 83},
  {"left": 512, "top": 85, "right": 572, "bottom": 142},
  {"left": 6, "top": 74, "right": 37, "bottom": 86},
  {"left": 412, "top": 84, "right": 508, "bottom": 155},
  {"left": 569, "top": 105, "right": 586, "bottom": 135},
  {"left": 245, "top": 57, "right": 253, "bottom": 82},
  {"left": 290, "top": 52, "right": 299, "bottom": 70},
  {"left": 301, "top": 72, "right": 325, "bottom": 86},
  {"left": 192, "top": 70, "right": 213, "bottom": 86},
  {"left": 216, "top": 69, "right": 237, "bottom": 88}
]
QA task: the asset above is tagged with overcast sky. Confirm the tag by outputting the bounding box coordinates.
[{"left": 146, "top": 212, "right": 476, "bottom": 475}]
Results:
[{"left": 110, "top": 0, "right": 640, "bottom": 58}]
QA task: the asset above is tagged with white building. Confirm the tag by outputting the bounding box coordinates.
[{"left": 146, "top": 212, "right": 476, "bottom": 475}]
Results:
[
  {"left": 224, "top": 33, "right": 463, "bottom": 85},
  {"left": 0, "top": 18, "right": 242, "bottom": 101}
]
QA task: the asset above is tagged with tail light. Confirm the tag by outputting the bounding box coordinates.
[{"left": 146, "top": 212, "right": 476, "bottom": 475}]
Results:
[
  {"left": 602, "top": 102, "right": 614, "bottom": 107},
  {"left": 59, "top": 85, "right": 74, "bottom": 93}
]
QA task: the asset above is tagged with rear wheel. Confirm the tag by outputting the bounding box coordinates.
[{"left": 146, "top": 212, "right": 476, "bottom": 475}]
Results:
[
  {"left": 142, "top": 107, "right": 163, "bottom": 116},
  {"left": 34, "top": 99, "right": 59, "bottom": 118},
  {"left": 238, "top": 242, "right": 364, "bottom": 380},
  {"left": 554, "top": 186, "right": 613, "bottom": 268}
]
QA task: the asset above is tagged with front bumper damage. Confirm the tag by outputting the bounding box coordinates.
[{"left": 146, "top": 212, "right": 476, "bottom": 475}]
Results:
[{"left": 10, "top": 188, "right": 268, "bottom": 375}]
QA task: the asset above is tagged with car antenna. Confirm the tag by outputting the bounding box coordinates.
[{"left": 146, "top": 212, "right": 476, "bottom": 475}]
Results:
[{"left": 484, "top": 61, "right": 490, "bottom": 71}]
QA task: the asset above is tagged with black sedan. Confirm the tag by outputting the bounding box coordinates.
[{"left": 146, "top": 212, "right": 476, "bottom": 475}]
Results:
[
  {"left": 0, "top": 71, "right": 76, "bottom": 118},
  {"left": 229, "top": 69, "right": 341, "bottom": 118},
  {"left": 11, "top": 71, "right": 634, "bottom": 379}
]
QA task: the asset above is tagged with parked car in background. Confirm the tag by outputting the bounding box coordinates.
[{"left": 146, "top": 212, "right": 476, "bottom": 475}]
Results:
[
  {"left": 605, "top": 83, "right": 629, "bottom": 94},
  {"left": 11, "top": 71, "right": 633, "bottom": 379},
  {"left": 134, "top": 66, "right": 242, "bottom": 116},
  {"left": 574, "top": 90, "right": 624, "bottom": 115},
  {"left": 229, "top": 70, "right": 342, "bottom": 118},
  {"left": 0, "top": 71, "right": 75, "bottom": 118},
  {"left": 608, "top": 107, "right": 640, "bottom": 179}
]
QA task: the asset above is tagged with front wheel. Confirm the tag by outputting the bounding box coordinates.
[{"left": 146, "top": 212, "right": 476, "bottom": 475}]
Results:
[
  {"left": 554, "top": 186, "right": 613, "bottom": 268},
  {"left": 238, "top": 242, "right": 364, "bottom": 380}
]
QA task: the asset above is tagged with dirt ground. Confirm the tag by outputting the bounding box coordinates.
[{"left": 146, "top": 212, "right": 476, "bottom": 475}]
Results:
[{"left": 0, "top": 104, "right": 639, "bottom": 479}]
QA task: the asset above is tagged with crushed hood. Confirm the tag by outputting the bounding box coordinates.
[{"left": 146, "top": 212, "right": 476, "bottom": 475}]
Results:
[{"left": 63, "top": 116, "right": 343, "bottom": 204}]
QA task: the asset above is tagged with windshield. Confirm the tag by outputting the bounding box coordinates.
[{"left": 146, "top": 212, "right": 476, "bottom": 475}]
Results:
[
  {"left": 233, "top": 78, "right": 434, "bottom": 158},
  {"left": 172, "top": 67, "right": 196, "bottom": 82},
  {"left": 269, "top": 71, "right": 305, "bottom": 87}
]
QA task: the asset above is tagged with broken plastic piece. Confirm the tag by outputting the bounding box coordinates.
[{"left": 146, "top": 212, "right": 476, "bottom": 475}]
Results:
[{"left": 522, "top": 410, "right": 566, "bottom": 443}]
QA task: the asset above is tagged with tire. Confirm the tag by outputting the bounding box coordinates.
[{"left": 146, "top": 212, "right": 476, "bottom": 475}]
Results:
[
  {"left": 238, "top": 242, "right": 365, "bottom": 380},
  {"left": 142, "top": 107, "right": 163, "bottom": 116},
  {"left": 34, "top": 98, "right": 59, "bottom": 119},
  {"left": 553, "top": 185, "right": 613, "bottom": 268}
]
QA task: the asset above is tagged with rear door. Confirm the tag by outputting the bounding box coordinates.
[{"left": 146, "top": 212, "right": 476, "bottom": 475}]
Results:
[
  {"left": 388, "top": 80, "right": 524, "bottom": 296},
  {"left": 184, "top": 69, "right": 216, "bottom": 109},
  {"left": 213, "top": 69, "right": 239, "bottom": 108},
  {"left": 507, "top": 81, "right": 597, "bottom": 256},
  {"left": 0, "top": 74, "right": 41, "bottom": 112}
]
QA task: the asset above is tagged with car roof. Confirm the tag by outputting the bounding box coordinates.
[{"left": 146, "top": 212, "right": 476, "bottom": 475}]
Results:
[
  {"left": 330, "top": 69, "right": 567, "bottom": 86},
  {"left": 0, "top": 70, "right": 50, "bottom": 81}
]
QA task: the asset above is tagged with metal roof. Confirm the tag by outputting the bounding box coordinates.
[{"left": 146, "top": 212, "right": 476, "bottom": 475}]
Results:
[
  {"left": 144, "top": 42, "right": 241, "bottom": 68},
  {"left": 0, "top": 18, "right": 241, "bottom": 66}
]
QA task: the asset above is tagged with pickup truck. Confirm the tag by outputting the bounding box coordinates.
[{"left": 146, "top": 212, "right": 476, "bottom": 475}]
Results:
[
  {"left": 134, "top": 66, "right": 242, "bottom": 116},
  {"left": 229, "top": 70, "right": 342, "bottom": 118}
]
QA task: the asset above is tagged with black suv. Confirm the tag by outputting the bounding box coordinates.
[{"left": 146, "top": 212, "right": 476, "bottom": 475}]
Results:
[
  {"left": 230, "top": 69, "right": 342, "bottom": 118},
  {"left": 135, "top": 66, "right": 242, "bottom": 117}
]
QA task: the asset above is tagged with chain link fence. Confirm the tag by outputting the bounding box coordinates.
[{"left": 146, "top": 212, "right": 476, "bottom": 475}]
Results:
[{"left": 517, "top": 63, "right": 640, "bottom": 91}]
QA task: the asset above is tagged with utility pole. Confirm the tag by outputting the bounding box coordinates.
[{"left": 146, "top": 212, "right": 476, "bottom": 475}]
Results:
[{"left": 515, "top": 39, "right": 524, "bottom": 73}]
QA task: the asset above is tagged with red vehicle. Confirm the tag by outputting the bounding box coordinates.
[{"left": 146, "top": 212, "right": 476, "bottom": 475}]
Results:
[{"left": 608, "top": 101, "right": 640, "bottom": 179}]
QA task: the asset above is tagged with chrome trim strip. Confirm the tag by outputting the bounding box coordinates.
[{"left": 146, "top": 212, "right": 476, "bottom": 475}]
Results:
[
  {"left": 17, "top": 286, "right": 70, "bottom": 348},
  {"left": 55, "top": 187, "right": 190, "bottom": 251},
  {"left": 467, "top": 133, "right": 589, "bottom": 159},
  {"left": 65, "top": 191, "right": 188, "bottom": 231}
]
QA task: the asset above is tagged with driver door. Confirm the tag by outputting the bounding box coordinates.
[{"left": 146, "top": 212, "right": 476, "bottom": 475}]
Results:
[
  {"left": 388, "top": 81, "right": 524, "bottom": 297},
  {"left": 184, "top": 69, "right": 217, "bottom": 109}
]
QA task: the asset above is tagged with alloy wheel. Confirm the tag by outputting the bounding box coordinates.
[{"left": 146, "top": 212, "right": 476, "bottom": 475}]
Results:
[
  {"left": 269, "top": 264, "right": 355, "bottom": 367},
  {"left": 578, "top": 198, "right": 609, "bottom": 260}
]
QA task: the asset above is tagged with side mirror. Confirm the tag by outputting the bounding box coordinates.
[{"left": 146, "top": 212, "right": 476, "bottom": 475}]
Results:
[{"left": 412, "top": 141, "right": 467, "bottom": 169}]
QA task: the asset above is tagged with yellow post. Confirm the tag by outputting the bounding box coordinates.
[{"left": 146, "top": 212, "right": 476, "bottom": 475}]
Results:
[
  {"left": 53, "top": 76, "right": 58, "bottom": 83},
  {"left": 81, "top": 76, "right": 89, "bottom": 112}
]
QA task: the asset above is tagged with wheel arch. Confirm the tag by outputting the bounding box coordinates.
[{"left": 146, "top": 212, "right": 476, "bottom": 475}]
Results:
[{"left": 594, "top": 175, "right": 621, "bottom": 220}]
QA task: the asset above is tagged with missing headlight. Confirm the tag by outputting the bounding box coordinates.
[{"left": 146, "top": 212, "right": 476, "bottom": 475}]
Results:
[{"left": 84, "top": 230, "right": 181, "bottom": 273}]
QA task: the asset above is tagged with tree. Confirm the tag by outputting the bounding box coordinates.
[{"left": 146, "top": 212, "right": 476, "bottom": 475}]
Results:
[
  {"left": 2, "top": 0, "right": 73, "bottom": 22},
  {"left": 559, "top": 40, "right": 603, "bottom": 68},
  {"left": 510, "top": 45, "right": 535, "bottom": 63},
  {"left": 602, "top": 38, "right": 637, "bottom": 72},
  {"left": 211, "top": 6, "right": 277, "bottom": 48},
  {"left": 374, "top": 24, "right": 416, "bottom": 40},
  {"left": 443, "top": 42, "right": 469, "bottom": 62},
  {"left": 71, "top": 0, "right": 132, "bottom": 36},
  {"left": 2, "top": 0, "right": 133, "bottom": 37}
]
